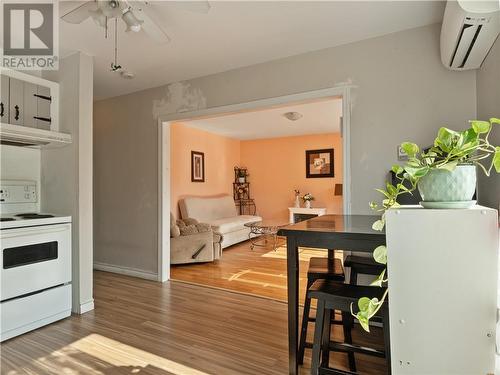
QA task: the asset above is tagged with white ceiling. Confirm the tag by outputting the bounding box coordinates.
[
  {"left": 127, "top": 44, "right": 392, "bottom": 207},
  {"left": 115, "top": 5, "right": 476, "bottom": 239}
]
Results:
[
  {"left": 59, "top": 1, "right": 446, "bottom": 100},
  {"left": 182, "top": 97, "right": 342, "bottom": 140}
]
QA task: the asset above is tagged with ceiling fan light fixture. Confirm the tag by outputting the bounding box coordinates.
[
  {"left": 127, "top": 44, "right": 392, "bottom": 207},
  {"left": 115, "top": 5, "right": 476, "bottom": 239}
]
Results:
[
  {"left": 122, "top": 8, "right": 143, "bottom": 32},
  {"left": 100, "top": 0, "right": 122, "bottom": 18},
  {"left": 283, "top": 112, "right": 303, "bottom": 121}
]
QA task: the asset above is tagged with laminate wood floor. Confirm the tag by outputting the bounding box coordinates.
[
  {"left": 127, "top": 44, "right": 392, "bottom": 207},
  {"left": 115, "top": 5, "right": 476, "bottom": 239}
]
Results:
[
  {"left": 0, "top": 271, "right": 386, "bottom": 375},
  {"left": 171, "top": 240, "right": 341, "bottom": 304}
]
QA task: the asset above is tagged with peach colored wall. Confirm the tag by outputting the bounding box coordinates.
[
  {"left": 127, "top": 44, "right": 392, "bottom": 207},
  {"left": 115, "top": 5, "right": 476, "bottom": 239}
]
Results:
[
  {"left": 170, "top": 122, "right": 241, "bottom": 218},
  {"left": 240, "top": 133, "right": 342, "bottom": 220}
]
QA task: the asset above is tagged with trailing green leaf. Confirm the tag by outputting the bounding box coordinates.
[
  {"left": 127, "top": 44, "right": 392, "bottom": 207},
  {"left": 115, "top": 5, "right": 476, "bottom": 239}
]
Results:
[
  {"left": 494, "top": 147, "right": 500, "bottom": 173},
  {"left": 370, "top": 269, "right": 387, "bottom": 287},
  {"left": 471, "top": 120, "right": 490, "bottom": 134},
  {"left": 372, "top": 219, "right": 385, "bottom": 231},
  {"left": 401, "top": 142, "right": 419, "bottom": 157},
  {"left": 373, "top": 245, "right": 387, "bottom": 265}
]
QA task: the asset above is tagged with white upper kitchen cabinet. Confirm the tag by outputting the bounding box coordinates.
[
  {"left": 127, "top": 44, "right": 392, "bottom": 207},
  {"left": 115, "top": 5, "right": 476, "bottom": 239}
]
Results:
[
  {"left": 0, "top": 69, "right": 59, "bottom": 132},
  {"left": 0, "top": 75, "right": 9, "bottom": 122},
  {"left": 8, "top": 78, "right": 24, "bottom": 126}
]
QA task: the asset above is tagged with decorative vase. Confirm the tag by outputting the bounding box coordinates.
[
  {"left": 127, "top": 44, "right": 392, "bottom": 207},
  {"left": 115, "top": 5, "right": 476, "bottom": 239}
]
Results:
[
  {"left": 418, "top": 165, "right": 476, "bottom": 208},
  {"left": 305, "top": 200, "right": 311, "bottom": 209},
  {"left": 238, "top": 177, "right": 245, "bottom": 183},
  {"left": 294, "top": 196, "right": 300, "bottom": 208}
]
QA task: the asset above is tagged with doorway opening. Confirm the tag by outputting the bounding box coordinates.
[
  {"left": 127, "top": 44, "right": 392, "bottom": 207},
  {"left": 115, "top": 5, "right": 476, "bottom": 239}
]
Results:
[{"left": 158, "top": 87, "right": 352, "bottom": 297}]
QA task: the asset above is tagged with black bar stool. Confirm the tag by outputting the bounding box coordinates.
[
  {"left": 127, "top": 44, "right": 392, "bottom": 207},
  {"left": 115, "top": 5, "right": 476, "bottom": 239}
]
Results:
[
  {"left": 298, "top": 256, "right": 345, "bottom": 365},
  {"left": 342, "top": 255, "right": 387, "bottom": 371},
  {"left": 308, "top": 280, "right": 390, "bottom": 375},
  {"left": 344, "top": 255, "right": 385, "bottom": 285}
]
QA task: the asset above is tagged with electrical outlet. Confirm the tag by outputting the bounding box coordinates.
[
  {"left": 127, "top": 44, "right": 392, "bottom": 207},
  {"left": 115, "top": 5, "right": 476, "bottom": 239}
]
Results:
[{"left": 0, "top": 181, "right": 37, "bottom": 204}]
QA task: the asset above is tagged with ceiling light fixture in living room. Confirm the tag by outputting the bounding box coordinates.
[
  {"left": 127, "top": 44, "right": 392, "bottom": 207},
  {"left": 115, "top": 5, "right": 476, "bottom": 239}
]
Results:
[{"left": 283, "top": 112, "right": 303, "bottom": 121}]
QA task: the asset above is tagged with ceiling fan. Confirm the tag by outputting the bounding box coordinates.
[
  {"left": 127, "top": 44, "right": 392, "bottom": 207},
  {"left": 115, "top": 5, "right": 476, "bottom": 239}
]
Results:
[{"left": 61, "top": 0, "right": 211, "bottom": 44}]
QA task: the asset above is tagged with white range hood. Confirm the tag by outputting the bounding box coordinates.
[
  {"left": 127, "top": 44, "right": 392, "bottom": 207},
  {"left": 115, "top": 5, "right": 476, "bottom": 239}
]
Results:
[{"left": 0, "top": 123, "right": 71, "bottom": 147}]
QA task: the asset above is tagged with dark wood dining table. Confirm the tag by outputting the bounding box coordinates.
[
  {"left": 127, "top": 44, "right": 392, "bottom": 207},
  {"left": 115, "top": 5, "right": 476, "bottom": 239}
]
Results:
[{"left": 277, "top": 214, "right": 386, "bottom": 375}]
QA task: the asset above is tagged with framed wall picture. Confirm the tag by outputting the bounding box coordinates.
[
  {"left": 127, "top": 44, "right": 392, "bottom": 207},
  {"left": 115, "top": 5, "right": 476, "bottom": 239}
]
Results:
[
  {"left": 306, "top": 148, "right": 334, "bottom": 178},
  {"left": 191, "top": 151, "right": 205, "bottom": 182}
]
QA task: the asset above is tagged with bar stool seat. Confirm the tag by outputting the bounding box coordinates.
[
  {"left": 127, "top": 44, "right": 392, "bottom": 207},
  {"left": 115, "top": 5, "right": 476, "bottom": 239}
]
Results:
[
  {"left": 308, "top": 280, "right": 390, "bottom": 375},
  {"left": 344, "top": 255, "right": 385, "bottom": 286},
  {"left": 298, "top": 257, "right": 345, "bottom": 365}
]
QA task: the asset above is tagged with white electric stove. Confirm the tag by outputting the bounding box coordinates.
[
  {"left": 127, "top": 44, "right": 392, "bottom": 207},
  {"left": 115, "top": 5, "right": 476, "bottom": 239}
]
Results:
[{"left": 0, "top": 180, "right": 72, "bottom": 342}]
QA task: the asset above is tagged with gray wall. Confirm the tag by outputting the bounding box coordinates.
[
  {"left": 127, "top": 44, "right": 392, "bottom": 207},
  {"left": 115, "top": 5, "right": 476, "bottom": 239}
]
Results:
[
  {"left": 476, "top": 38, "right": 500, "bottom": 210},
  {"left": 94, "top": 24, "right": 477, "bottom": 276},
  {"left": 43, "top": 52, "right": 94, "bottom": 313}
]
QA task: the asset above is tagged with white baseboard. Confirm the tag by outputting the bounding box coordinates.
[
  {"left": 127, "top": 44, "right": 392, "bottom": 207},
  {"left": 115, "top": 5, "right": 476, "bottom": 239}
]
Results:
[
  {"left": 79, "top": 300, "right": 95, "bottom": 314},
  {"left": 93, "top": 262, "right": 158, "bottom": 281}
]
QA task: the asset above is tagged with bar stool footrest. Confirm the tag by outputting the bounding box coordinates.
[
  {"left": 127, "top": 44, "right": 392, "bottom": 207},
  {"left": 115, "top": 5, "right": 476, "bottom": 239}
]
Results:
[
  {"left": 319, "top": 367, "right": 358, "bottom": 375},
  {"left": 307, "top": 316, "right": 343, "bottom": 325},
  {"left": 328, "top": 341, "right": 386, "bottom": 358}
]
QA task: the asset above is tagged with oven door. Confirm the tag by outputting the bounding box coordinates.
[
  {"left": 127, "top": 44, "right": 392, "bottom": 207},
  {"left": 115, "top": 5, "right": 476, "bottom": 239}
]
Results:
[{"left": 0, "top": 223, "right": 71, "bottom": 301}]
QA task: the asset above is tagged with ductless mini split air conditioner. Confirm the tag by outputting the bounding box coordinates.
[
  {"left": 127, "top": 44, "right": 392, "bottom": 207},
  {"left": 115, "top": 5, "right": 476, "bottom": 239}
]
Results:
[{"left": 441, "top": 0, "right": 500, "bottom": 70}]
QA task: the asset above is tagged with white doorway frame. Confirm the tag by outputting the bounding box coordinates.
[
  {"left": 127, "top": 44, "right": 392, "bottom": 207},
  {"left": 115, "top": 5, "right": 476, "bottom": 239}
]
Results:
[{"left": 157, "top": 85, "right": 352, "bottom": 282}]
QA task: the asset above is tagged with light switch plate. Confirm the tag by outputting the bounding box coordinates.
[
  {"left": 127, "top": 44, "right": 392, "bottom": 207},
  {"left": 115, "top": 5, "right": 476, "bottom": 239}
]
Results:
[{"left": 397, "top": 145, "right": 408, "bottom": 161}]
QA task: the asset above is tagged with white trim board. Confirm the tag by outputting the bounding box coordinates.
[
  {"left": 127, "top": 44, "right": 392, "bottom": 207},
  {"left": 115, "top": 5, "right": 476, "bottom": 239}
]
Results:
[
  {"left": 93, "top": 262, "right": 158, "bottom": 281},
  {"left": 78, "top": 300, "right": 95, "bottom": 314},
  {"left": 158, "top": 85, "right": 352, "bottom": 282}
]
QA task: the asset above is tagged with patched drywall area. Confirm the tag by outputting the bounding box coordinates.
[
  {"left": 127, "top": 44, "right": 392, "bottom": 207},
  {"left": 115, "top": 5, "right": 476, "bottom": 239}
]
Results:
[
  {"left": 153, "top": 81, "right": 207, "bottom": 119},
  {"left": 94, "top": 24, "right": 477, "bottom": 277}
]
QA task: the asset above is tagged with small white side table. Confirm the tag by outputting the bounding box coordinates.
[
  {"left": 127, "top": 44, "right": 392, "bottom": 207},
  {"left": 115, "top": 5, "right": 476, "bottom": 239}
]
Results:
[{"left": 288, "top": 207, "right": 327, "bottom": 223}]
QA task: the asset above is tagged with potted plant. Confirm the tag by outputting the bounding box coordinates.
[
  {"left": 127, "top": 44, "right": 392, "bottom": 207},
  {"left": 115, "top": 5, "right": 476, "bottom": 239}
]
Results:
[
  {"left": 354, "top": 118, "right": 500, "bottom": 332},
  {"left": 235, "top": 168, "right": 248, "bottom": 183},
  {"left": 302, "top": 193, "right": 315, "bottom": 208}
]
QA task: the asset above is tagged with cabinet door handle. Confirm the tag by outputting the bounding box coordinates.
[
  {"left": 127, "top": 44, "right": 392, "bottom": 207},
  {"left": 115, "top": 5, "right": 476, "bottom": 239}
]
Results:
[
  {"left": 0, "top": 102, "right": 4, "bottom": 117},
  {"left": 33, "top": 116, "right": 51, "bottom": 123},
  {"left": 14, "top": 105, "right": 20, "bottom": 121},
  {"left": 33, "top": 94, "right": 52, "bottom": 102}
]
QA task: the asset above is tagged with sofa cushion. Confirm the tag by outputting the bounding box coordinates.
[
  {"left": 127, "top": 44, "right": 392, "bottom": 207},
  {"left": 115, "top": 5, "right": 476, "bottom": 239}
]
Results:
[
  {"left": 179, "top": 195, "right": 238, "bottom": 222},
  {"left": 208, "top": 215, "right": 262, "bottom": 234},
  {"left": 170, "top": 212, "right": 180, "bottom": 238}
]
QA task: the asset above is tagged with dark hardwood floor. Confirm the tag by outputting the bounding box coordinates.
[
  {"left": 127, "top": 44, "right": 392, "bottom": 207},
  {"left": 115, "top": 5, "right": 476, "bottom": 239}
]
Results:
[{"left": 0, "top": 271, "right": 386, "bottom": 374}]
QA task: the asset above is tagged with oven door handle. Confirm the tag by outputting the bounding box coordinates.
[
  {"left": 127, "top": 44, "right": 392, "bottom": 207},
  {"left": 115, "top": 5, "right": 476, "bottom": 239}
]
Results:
[{"left": 0, "top": 224, "right": 71, "bottom": 239}]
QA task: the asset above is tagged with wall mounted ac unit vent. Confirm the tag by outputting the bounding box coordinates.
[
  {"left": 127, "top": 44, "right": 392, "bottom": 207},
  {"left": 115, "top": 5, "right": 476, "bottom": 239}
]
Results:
[{"left": 441, "top": 0, "right": 500, "bottom": 70}]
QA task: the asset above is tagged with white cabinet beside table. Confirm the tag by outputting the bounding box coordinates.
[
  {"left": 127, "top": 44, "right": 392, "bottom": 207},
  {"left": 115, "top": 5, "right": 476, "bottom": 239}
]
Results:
[{"left": 386, "top": 206, "right": 498, "bottom": 374}]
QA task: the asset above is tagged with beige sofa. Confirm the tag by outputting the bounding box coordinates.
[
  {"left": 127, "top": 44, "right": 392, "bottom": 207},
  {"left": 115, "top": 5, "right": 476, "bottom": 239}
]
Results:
[
  {"left": 179, "top": 195, "right": 261, "bottom": 249},
  {"left": 170, "top": 214, "right": 223, "bottom": 264}
]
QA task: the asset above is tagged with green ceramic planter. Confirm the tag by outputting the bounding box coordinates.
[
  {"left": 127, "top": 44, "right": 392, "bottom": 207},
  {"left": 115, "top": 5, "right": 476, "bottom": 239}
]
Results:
[{"left": 417, "top": 164, "right": 476, "bottom": 203}]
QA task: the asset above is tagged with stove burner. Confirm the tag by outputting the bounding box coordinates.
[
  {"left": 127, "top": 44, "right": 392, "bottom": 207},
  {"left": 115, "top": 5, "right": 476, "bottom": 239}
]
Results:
[
  {"left": 0, "top": 218, "right": 15, "bottom": 222},
  {"left": 15, "top": 213, "right": 55, "bottom": 219}
]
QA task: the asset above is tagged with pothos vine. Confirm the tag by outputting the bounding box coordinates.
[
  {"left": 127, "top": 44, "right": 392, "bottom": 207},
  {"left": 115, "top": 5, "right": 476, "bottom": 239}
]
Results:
[{"left": 352, "top": 118, "right": 500, "bottom": 332}]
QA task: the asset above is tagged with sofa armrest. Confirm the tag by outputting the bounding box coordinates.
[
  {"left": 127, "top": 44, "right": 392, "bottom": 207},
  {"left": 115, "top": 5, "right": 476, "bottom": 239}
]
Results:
[{"left": 170, "top": 231, "right": 214, "bottom": 264}]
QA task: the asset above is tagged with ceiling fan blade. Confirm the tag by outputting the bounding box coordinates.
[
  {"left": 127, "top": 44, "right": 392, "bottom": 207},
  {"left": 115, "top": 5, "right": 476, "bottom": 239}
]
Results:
[
  {"left": 61, "top": 1, "right": 98, "bottom": 24},
  {"left": 134, "top": 3, "right": 170, "bottom": 44}
]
